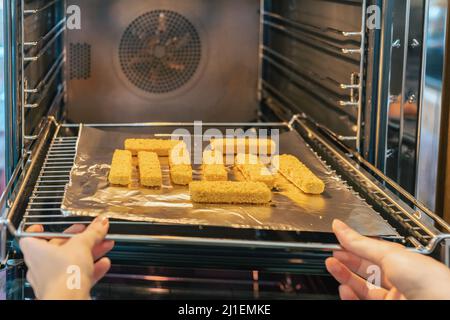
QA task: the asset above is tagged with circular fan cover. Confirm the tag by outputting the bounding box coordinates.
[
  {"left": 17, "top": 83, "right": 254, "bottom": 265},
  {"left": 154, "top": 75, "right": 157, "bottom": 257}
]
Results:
[{"left": 119, "top": 10, "right": 202, "bottom": 94}]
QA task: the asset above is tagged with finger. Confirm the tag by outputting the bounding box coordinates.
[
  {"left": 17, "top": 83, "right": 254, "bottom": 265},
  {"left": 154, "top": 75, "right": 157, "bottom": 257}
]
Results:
[
  {"left": 25, "top": 225, "right": 44, "bottom": 233},
  {"left": 50, "top": 224, "right": 87, "bottom": 246},
  {"left": 326, "top": 257, "right": 389, "bottom": 300},
  {"left": 93, "top": 257, "right": 111, "bottom": 285},
  {"left": 92, "top": 240, "right": 115, "bottom": 261},
  {"left": 333, "top": 251, "right": 394, "bottom": 289},
  {"left": 71, "top": 216, "right": 109, "bottom": 250},
  {"left": 339, "top": 285, "right": 360, "bottom": 300},
  {"left": 385, "top": 287, "right": 405, "bottom": 300},
  {"left": 332, "top": 220, "right": 405, "bottom": 265}
]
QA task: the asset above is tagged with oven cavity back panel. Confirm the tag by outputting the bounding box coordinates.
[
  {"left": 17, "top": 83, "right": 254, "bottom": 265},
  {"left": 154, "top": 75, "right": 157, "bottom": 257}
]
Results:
[
  {"left": 69, "top": 43, "right": 91, "bottom": 80},
  {"left": 119, "top": 10, "right": 202, "bottom": 94},
  {"left": 65, "top": 0, "right": 260, "bottom": 123}
]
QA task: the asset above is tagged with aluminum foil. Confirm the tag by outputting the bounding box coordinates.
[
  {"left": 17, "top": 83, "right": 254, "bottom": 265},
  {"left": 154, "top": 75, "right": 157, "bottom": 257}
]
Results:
[{"left": 61, "top": 126, "right": 398, "bottom": 237}]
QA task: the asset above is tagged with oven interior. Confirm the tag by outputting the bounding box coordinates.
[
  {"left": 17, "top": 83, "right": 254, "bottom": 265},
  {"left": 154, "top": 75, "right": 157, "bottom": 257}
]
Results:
[{"left": 2, "top": 0, "right": 450, "bottom": 300}]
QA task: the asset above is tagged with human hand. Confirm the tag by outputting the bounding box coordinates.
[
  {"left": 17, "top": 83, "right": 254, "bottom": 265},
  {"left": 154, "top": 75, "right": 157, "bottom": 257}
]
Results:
[
  {"left": 20, "top": 216, "right": 115, "bottom": 300},
  {"left": 326, "top": 219, "right": 450, "bottom": 300}
]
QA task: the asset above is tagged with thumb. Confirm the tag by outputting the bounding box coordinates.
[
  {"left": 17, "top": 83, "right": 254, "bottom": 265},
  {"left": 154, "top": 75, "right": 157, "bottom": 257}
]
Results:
[
  {"left": 332, "top": 219, "right": 405, "bottom": 265},
  {"left": 71, "top": 216, "right": 110, "bottom": 250}
]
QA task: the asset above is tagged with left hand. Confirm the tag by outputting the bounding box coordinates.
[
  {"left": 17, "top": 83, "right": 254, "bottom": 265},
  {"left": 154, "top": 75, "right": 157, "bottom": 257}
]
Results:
[{"left": 20, "top": 216, "right": 114, "bottom": 300}]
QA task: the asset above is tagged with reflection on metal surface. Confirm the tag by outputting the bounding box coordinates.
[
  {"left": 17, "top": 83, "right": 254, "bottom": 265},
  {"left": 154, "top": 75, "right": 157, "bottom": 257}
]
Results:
[
  {"left": 262, "top": 0, "right": 365, "bottom": 150},
  {"left": 416, "top": 0, "right": 448, "bottom": 211},
  {"left": 0, "top": 2, "right": 5, "bottom": 193},
  {"left": 380, "top": 0, "right": 425, "bottom": 196}
]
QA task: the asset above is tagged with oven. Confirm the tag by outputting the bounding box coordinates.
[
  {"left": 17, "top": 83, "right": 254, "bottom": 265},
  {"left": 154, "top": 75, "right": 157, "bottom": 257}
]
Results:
[{"left": 1, "top": 0, "right": 450, "bottom": 300}]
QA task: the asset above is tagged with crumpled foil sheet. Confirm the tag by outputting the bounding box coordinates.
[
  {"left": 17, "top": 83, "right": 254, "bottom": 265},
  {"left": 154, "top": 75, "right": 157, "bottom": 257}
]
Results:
[{"left": 61, "top": 126, "right": 398, "bottom": 237}]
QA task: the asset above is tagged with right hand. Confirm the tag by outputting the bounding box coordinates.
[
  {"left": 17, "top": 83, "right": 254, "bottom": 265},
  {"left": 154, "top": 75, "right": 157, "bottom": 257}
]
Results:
[{"left": 326, "top": 220, "right": 450, "bottom": 300}]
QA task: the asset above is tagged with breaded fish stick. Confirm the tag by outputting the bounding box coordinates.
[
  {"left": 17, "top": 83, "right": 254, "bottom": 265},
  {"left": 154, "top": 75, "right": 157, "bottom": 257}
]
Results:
[
  {"left": 137, "top": 151, "right": 162, "bottom": 187},
  {"left": 202, "top": 150, "right": 227, "bottom": 181},
  {"left": 235, "top": 154, "right": 275, "bottom": 188},
  {"left": 169, "top": 144, "right": 192, "bottom": 185},
  {"left": 189, "top": 181, "right": 272, "bottom": 204},
  {"left": 170, "top": 165, "right": 193, "bottom": 185},
  {"left": 125, "top": 139, "right": 182, "bottom": 156},
  {"left": 210, "top": 138, "right": 276, "bottom": 155},
  {"left": 108, "top": 150, "right": 132, "bottom": 186},
  {"left": 274, "top": 154, "right": 325, "bottom": 195}
]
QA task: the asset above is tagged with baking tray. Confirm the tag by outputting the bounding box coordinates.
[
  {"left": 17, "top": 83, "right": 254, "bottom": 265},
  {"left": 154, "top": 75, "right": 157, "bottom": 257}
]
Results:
[{"left": 61, "top": 125, "right": 398, "bottom": 237}]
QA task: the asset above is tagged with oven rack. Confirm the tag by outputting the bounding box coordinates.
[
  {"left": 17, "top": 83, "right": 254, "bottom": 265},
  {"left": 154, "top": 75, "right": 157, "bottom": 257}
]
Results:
[
  {"left": 21, "top": 0, "right": 66, "bottom": 153},
  {"left": 1, "top": 117, "right": 449, "bottom": 266},
  {"left": 11, "top": 122, "right": 350, "bottom": 251}
]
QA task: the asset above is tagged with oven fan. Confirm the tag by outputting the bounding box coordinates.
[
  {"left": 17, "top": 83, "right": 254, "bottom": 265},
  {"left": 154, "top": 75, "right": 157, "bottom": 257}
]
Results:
[{"left": 119, "top": 10, "right": 202, "bottom": 94}]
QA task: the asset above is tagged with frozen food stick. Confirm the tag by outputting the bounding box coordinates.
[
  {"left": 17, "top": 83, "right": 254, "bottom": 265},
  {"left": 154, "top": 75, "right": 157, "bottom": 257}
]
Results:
[
  {"left": 125, "top": 139, "right": 182, "bottom": 156},
  {"left": 169, "top": 144, "right": 192, "bottom": 185},
  {"left": 170, "top": 165, "right": 193, "bottom": 185},
  {"left": 108, "top": 150, "right": 132, "bottom": 186},
  {"left": 235, "top": 154, "right": 275, "bottom": 189},
  {"left": 202, "top": 150, "right": 227, "bottom": 181},
  {"left": 202, "top": 164, "right": 228, "bottom": 181},
  {"left": 137, "top": 151, "right": 162, "bottom": 188},
  {"left": 210, "top": 138, "right": 276, "bottom": 155},
  {"left": 274, "top": 154, "right": 325, "bottom": 195},
  {"left": 189, "top": 181, "right": 272, "bottom": 204}
]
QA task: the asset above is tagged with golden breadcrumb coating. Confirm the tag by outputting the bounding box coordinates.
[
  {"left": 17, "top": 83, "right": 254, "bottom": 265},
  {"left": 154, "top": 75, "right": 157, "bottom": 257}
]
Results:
[
  {"left": 210, "top": 138, "right": 276, "bottom": 155},
  {"left": 202, "top": 150, "right": 227, "bottom": 181},
  {"left": 137, "top": 151, "right": 162, "bottom": 187},
  {"left": 202, "top": 164, "right": 228, "bottom": 181},
  {"left": 274, "top": 154, "right": 325, "bottom": 195},
  {"left": 125, "top": 139, "right": 182, "bottom": 156},
  {"left": 189, "top": 181, "right": 272, "bottom": 204},
  {"left": 170, "top": 165, "right": 193, "bottom": 185},
  {"left": 235, "top": 154, "right": 275, "bottom": 188},
  {"left": 108, "top": 150, "right": 132, "bottom": 186},
  {"left": 168, "top": 144, "right": 192, "bottom": 185}
]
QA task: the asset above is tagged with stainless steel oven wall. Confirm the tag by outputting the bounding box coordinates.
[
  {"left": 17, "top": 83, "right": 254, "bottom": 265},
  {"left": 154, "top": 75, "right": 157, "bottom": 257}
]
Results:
[
  {"left": 416, "top": 0, "right": 448, "bottom": 211},
  {"left": 261, "top": 0, "right": 366, "bottom": 151},
  {"left": 376, "top": 0, "right": 425, "bottom": 196},
  {"left": 375, "top": 0, "right": 448, "bottom": 211},
  {"left": 65, "top": 0, "right": 260, "bottom": 123}
]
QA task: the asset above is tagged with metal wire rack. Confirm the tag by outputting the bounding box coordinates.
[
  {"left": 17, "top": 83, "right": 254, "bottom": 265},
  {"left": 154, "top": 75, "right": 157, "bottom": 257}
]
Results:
[
  {"left": 10, "top": 119, "right": 446, "bottom": 252},
  {"left": 0, "top": 116, "right": 449, "bottom": 267},
  {"left": 21, "top": 0, "right": 66, "bottom": 151},
  {"left": 17, "top": 123, "right": 347, "bottom": 251},
  {"left": 23, "top": 134, "right": 82, "bottom": 228}
]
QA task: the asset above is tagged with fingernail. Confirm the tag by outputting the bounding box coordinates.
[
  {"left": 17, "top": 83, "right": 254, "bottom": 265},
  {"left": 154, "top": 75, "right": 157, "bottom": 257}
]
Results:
[
  {"left": 94, "top": 215, "right": 108, "bottom": 226},
  {"left": 326, "top": 259, "right": 341, "bottom": 273},
  {"left": 333, "top": 219, "right": 349, "bottom": 232}
]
